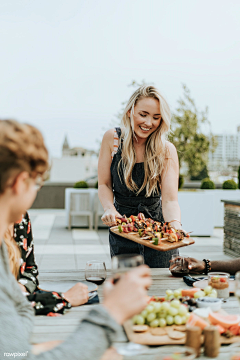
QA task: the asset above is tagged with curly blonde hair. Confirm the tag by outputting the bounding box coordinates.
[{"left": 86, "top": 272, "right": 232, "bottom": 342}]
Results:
[
  {"left": 120, "top": 85, "right": 171, "bottom": 196},
  {"left": 0, "top": 119, "right": 49, "bottom": 193}
]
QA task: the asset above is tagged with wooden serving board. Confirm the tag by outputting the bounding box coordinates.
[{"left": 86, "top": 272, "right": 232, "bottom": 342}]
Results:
[
  {"left": 124, "top": 319, "right": 240, "bottom": 345},
  {"left": 110, "top": 226, "right": 195, "bottom": 252}
]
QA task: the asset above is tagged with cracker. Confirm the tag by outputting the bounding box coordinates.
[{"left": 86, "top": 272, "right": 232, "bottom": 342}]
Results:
[
  {"left": 167, "top": 330, "right": 186, "bottom": 340},
  {"left": 132, "top": 325, "right": 149, "bottom": 333},
  {"left": 150, "top": 327, "right": 167, "bottom": 336},
  {"left": 173, "top": 325, "right": 186, "bottom": 332}
]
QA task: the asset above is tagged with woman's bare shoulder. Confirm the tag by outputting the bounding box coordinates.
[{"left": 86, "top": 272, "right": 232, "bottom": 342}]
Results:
[
  {"left": 102, "top": 128, "right": 116, "bottom": 145},
  {"left": 165, "top": 141, "right": 178, "bottom": 160}
]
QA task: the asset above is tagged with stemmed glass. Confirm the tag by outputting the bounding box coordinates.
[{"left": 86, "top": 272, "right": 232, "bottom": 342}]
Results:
[
  {"left": 111, "top": 254, "right": 144, "bottom": 283},
  {"left": 111, "top": 254, "right": 148, "bottom": 358},
  {"left": 169, "top": 254, "right": 189, "bottom": 277},
  {"left": 85, "top": 260, "right": 107, "bottom": 285}
]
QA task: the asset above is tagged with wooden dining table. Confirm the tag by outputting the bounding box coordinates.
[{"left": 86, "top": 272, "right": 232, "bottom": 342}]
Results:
[{"left": 32, "top": 269, "right": 240, "bottom": 359}]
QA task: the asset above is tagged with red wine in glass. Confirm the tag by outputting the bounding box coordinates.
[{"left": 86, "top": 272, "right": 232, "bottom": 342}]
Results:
[{"left": 86, "top": 276, "right": 106, "bottom": 285}]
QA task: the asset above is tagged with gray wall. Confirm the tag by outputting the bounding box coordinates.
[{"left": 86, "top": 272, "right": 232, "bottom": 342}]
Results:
[{"left": 31, "top": 182, "right": 74, "bottom": 209}]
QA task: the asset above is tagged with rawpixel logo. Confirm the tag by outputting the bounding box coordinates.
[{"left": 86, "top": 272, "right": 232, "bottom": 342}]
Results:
[{"left": 4, "top": 351, "right": 28, "bottom": 357}]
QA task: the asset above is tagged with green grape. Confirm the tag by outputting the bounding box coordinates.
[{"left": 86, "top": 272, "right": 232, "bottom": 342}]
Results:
[
  {"left": 147, "top": 312, "right": 156, "bottom": 322},
  {"left": 181, "top": 315, "right": 187, "bottom": 324},
  {"left": 153, "top": 302, "right": 162, "bottom": 312},
  {"left": 168, "top": 307, "right": 178, "bottom": 316},
  {"left": 186, "top": 312, "right": 191, "bottom": 320},
  {"left": 161, "top": 302, "right": 170, "bottom": 311},
  {"left": 204, "top": 285, "right": 212, "bottom": 295},
  {"left": 178, "top": 305, "right": 188, "bottom": 316},
  {"left": 132, "top": 315, "right": 139, "bottom": 324},
  {"left": 168, "top": 295, "right": 175, "bottom": 301},
  {"left": 158, "top": 310, "right": 167, "bottom": 318},
  {"left": 141, "top": 309, "right": 148, "bottom": 318},
  {"left": 211, "top": 289, "right": 218, "bottom": 296},
  {"left": 150, "top": 319, "right": 159, "bottom": 328},
  {"left": 146, "top": 304, "right": 155, "bottom": 313},
  {"left": 171, "top": 299, "right": 181, "bottom": 309},
  {"left": 173, "top": 289, "right": 182, "bottom": 298},
  {"left": 135, "top": 315, "right": 145, "bottom": 325},
  {"left": 159, "top": 318, "right": 167, "bottom": 327},
  {"left": 194, "top": 290, "right": 205, "bottom": 299},
  {"left": 174, "top": 315, "right": 182, "bottom": 325},
  {"left": 166, "top": 289, "right": 173, "bottom": 296},
  {"left": 166, "top": 315, "right": 174, "bottom": 325},
  {"left": 208, "top": 293, "right": 217, "bottom": 298}
]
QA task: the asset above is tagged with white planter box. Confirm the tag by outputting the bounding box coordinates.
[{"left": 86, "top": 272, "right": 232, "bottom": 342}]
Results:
[
  {"left": 65, "top": 188, "right": 239, "bottom": 233},
  {"left": 178, "top": 191, "right": 215, "bottom": 236},
  {"left": 207, "top": 190, "right": 240, "bottom": 227}
]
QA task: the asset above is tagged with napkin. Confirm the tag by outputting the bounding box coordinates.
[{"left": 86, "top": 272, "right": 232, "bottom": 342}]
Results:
[
  {"left": 86, "top": 292, "right": 99, "bottom": 305},
  {"left": 183, "top": 275, "right": 206, "bottom": 287}
]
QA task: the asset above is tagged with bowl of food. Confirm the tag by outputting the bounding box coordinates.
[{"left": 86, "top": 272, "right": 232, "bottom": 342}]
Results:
[{"left": 196, "top": 297, "right": 222, "bottom": 311}]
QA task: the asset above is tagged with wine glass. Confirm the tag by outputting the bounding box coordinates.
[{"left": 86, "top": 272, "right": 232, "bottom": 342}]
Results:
[
  {"left": 111, "top": 253, "right": 144, "bottom": 283},
  {"left": 85, "top": 260, "right": 107, "bottom": 285},
  {"left": 169, "top": 254, "right": 189, "bottom": 277},
  {"left": 112, "top": 254, "right": 147, "bottom": 358}
]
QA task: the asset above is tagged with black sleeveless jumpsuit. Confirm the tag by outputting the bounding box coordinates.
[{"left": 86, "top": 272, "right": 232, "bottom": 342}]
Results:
[{"left": 109, "top": 127, "right": 179, "bottom": 268}]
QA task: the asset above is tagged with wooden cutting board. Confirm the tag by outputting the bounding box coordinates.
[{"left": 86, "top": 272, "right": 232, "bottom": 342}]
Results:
[
  {"left": 124, "top": 319, "right": 240, "bottom": 345},
  {"left": 110, "top": 226, "right": 195, "bottom": 252}
]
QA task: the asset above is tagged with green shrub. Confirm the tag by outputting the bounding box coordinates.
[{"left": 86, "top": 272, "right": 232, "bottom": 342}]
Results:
[
  {"left": 222, "top": 179, "right": 237, "bottom": 190},
  {"left": 73, "top": 180, "right": 89, "bottom": 189},
  {"left": 190, "top": 165, "right": 209, "bottom": 181},
  {"left": 95, "top": 181, "right": 98, "bottom": 189},
  {"left": 178, "top": 174, "right": 184, "bottom": 189},
  {"left": 200, "top": 178, "right": 215, "bottom": 189}
]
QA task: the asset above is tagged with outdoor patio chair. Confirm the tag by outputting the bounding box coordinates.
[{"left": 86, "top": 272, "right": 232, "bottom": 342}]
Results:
[
  {"left": 68, "top": 192, "right": 93, "bottom": 230},
  {"left": 94, "top": 192, "right": 104, "bottom": 230}
]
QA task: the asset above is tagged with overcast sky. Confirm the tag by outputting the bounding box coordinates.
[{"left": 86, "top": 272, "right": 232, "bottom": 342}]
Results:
[{"left": 0, "top": 0, "right": 240, "bottom": 157}]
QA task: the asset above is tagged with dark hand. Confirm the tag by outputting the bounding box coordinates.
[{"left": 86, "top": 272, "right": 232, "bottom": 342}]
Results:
[{"left": 185, "top": 258, "right": 205, "bottom": 274}]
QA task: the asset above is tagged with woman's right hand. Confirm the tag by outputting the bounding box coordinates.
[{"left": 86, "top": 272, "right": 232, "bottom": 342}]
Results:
[
  {"left": 101, "top": 208, "right": 122, "bottom": 227},
  {"left": 185, "top": 258, "right": 205, "bottom": 274}
]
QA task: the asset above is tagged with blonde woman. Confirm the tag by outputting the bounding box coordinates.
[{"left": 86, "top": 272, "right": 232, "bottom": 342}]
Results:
[{"left": 98, "top": 85, "right": 181, "bottom": 267}]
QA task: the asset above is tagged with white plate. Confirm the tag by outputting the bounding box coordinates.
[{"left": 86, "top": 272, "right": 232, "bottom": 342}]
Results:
[
  {"left": 193, "top": 279, "right": 235, "bottom": 294},
  {"left": 38, "top": 280, "right": 98, "bottom": 293}
]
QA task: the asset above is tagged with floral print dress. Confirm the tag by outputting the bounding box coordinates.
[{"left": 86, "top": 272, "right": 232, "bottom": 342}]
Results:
[{"left": 14, "top": 212, "right": 71, "bottom": 316}]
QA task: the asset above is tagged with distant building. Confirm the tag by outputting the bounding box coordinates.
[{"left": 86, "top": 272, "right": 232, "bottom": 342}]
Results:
[
  {"left": 208, "top": 127, "right": 240, "bottom": 171},
  {"left": 62, "top": 135, "right": 97, "bottom": 157},
  {"left": 49, "top": 135, "right": 98, "bottom": 183}
]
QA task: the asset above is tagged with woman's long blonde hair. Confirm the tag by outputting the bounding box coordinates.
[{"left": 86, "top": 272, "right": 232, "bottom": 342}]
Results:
[
  {"left": 120, "top": 85, "right": 171, "bottom": 196},
  {"left": 4, "top": 225, "right": 21, "bottom": 279}
]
